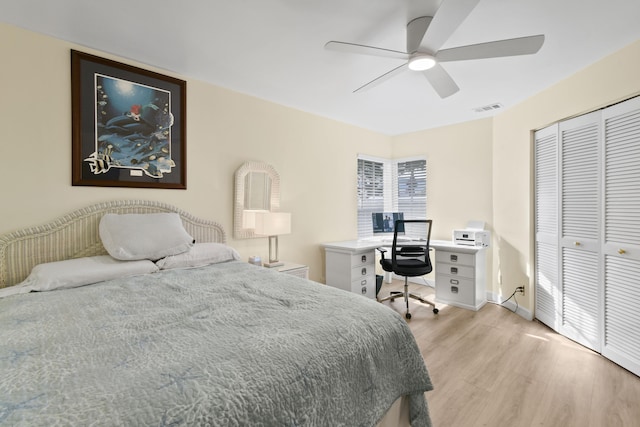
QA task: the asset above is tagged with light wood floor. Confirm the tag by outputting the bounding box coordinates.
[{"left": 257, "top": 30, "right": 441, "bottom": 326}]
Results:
[{"left": 381, "top": 280, "right": 640, "bottom": 427}]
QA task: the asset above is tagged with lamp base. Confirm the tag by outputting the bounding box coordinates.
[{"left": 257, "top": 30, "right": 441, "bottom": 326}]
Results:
[
  {"left": 265, "top": 236, "right": 283, "bottom": 268},
  {"left": 264, "top": 261, "right": 284, "bottom": 268}
]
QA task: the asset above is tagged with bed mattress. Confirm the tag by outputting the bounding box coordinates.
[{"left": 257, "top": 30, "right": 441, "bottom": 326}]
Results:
[{"left": 0, "top": 261, "right": 433, "bottom": 426}]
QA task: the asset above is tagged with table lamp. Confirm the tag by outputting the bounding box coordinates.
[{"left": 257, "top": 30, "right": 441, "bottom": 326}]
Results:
[{"left": 254, "top": 212, "right": 291, "bottom": 268}]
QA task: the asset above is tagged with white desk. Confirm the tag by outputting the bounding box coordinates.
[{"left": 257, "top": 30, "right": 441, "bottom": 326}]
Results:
[{"left": 322, "top": 239, "right": 487, "bottom": 311}]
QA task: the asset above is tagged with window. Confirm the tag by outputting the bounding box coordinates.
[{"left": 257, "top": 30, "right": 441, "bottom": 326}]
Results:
[{"left": 357, "top": 155, "right": 426, "bottom": 238}]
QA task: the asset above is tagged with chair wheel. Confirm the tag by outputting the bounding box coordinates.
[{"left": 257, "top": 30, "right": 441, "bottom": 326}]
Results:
[
  {"left": 390, "top": 298, "right": 395, "bottom": 302},
  {"left": 433, "top": 308, "right": 439, "bottom": 314},
  {"left": 405, "top": 312, "right": 412, "bottom": 319}
]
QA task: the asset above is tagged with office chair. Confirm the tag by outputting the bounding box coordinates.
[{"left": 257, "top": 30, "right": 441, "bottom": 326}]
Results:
[{"left": 377, "top": 219, "right": 439, "bottom": 319}]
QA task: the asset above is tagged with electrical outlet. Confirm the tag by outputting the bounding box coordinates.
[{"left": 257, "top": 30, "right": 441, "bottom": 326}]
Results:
[{"left": 516, "top": 286, "right": 525, "bottom": 296}]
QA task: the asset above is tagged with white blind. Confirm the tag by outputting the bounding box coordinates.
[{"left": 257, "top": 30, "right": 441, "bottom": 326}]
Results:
[
  {"left": 396, "top": 158, "right": 427, "bottom": 238},
  {"left": 357, "top": 155, "right": 426, "bottom": 238},
  {"left": 357, "top": 157, "right": 385, "bottom": 238}
]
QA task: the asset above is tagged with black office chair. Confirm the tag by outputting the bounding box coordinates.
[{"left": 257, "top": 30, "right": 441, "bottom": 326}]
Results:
[{"left": 377, "top": 219, "right": 438, "bottom": 319}]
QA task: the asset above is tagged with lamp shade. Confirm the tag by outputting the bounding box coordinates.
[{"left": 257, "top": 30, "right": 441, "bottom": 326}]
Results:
[{"left": 254, "top": 212, "right": 291, "bottom": 236}]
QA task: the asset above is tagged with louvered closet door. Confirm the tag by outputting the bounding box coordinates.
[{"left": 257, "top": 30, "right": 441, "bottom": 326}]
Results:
[
  {"left": 534, "top": 125, "right": 560, "bottom": 329},
  {"left": 559, "top": 111, "right": 601, "bottom": 352},
  {"left": 602, "top": 96, "right": 640, "bottom": 377}
]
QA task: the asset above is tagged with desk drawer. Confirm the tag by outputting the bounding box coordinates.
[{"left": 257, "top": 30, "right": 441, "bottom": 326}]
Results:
[
  {"left": 436, "top": 275, "right": 475, "bottom": 306},
  {"left": 351, "top": 264, "right": 373, "bottom": 281},
  {"left": 351, "top": 252, "right": 374, "bottom": 267},
  {"left": 438, "top": 264, "right": 475, "bottom": 279},
  {"left": 435, "top": 251, "right": 475, "bottom": 266},
  {"left": 351, "top": 275, "right": 376, "bottom": 299}
]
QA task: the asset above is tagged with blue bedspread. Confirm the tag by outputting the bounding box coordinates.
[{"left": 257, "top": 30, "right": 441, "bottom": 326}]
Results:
[{"left": 0, "top": 261, "right": 432, "bottom": 426}]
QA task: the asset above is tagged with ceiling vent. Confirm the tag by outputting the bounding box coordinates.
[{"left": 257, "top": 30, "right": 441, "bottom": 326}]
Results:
[{"left": 473, "top": 103, "right": 503, "bottom": 113}]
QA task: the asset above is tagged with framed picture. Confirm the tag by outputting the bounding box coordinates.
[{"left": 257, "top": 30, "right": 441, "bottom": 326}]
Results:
[{"left": 71, "top": 50, "right": 187, "bottom": 189}]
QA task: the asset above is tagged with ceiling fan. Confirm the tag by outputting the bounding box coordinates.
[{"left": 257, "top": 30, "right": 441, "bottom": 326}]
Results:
[{"left": 325, "top": 0, "right": 544, "bottom": 98}]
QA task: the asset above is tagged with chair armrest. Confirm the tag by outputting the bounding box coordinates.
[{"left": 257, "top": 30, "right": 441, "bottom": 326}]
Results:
[{"left": 376, "top": 247, "right": 387, "bottom": 258}]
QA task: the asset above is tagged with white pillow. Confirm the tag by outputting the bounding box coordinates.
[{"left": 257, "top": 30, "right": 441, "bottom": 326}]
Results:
[
  {"left": 3, "top": 256, "right": 158, "bottom": 295},
  {"left": 99, "top": 213, "right": 194, "bottom": 261},
  {"left": 155, "top": 242, "right": 241, "bottom": 270}
]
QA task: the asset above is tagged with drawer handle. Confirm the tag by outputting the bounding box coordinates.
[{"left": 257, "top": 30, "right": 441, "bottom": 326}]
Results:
[
  {"left": 361, "top": 267, "right": 367, "bottom": 275},
  {"left": 450, "top": 267, "right": 458, "bottom": 274},
  {"left": 450, "top": 279, "right": 459, "bottom": 285},
  {"left": 450, "top": 254, "right": 458, "bottom": 262},
  {"left": 362, "top": 255, "right": 367, "bottom": 263},
  {"left": 361, "top": 279, "right": 367, "bottom": 285},
  {"left": 361, "top": 286, "right": 367, "bottom": 295},
  {"left": 451, "top": 286, "right": 459, "bottom": 294}
]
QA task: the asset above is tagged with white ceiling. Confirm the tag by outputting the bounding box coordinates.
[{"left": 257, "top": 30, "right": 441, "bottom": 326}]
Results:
[{"left": 3, "top": 0, "right": 640, "bottom": 135}]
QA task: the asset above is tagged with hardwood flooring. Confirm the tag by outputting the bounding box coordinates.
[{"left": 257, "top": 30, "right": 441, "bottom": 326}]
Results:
[{"left": 380, "top": 280, "right": 640, "bottom": 427}]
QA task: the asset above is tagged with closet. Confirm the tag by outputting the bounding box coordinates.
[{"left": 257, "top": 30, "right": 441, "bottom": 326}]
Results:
[{"left": 534, "top": 96, "right": 640, "bottom": 377}]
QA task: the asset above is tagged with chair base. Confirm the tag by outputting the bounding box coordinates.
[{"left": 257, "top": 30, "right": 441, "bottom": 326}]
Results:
[{"left": 378, "top": 278, "right": 439, "bottom": 319}]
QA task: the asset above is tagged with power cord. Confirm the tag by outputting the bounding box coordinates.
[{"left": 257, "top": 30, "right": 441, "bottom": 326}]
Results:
[{"left": 500, "top": 290, "right": 519, "bottom": 313}]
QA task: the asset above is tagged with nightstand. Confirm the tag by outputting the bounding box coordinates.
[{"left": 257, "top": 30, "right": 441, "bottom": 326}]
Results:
[{"left": 276, "top": 262, "right": 309, "bottom": 279}]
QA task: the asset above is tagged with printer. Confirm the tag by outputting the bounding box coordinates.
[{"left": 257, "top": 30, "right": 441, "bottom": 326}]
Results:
[{"left": 453, "top": 221, "right": 490, "bottom": 247}]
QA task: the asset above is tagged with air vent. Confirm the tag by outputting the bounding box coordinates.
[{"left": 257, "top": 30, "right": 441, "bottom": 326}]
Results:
[{"left": 473, "top": 103, "right": 503, "bottom": 113}]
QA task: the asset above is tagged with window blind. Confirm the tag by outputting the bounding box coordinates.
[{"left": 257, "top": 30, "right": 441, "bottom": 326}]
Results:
[
  {"left": 357, "top": 155, "right": 426, "bottom": 238},
  {"left": 396, "top": 158, "right": 427, "bottom": 238},
  {"left": 357, "top": 157, "right": 385, "bottom": 238}
]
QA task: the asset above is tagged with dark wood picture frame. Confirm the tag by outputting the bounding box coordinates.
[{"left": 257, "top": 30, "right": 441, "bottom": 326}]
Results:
[{"left": 71, "top": 50, "right": 187, "bottom": 189}]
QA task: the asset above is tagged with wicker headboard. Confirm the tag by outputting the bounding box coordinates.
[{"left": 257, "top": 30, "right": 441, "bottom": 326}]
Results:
[{"left": 0, "top": 200, "right": 226, "bottom": 288}]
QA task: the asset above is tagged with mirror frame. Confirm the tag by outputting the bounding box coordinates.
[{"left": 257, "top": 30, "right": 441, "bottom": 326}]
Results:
[{"left": 233, "top": 161, "right": 281, "bottom": 239}]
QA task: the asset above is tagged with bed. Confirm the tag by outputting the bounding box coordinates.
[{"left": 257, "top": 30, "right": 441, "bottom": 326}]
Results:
[{"left": 0, "top": 200, "right": 433, "bottom": 426}]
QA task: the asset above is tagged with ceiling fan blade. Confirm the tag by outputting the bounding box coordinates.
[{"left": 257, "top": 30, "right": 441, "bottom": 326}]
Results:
[
  {"left": 406, "top": 16, "right": 432, "bottom": 53},
  {"left": 436, "top": 35, "right": 545, "bottom": 62},
  {"left": 354, "top": 63, "right": 408, "bottom": 93},
  {"left": 422, "top": 0, "right": 481, "bottom": 53},
  {"left": 422, "top": 63, "right": 459, "bottom": 98},
  {"left": 325, "top": 41, "right": 409, "bottom": 60}
]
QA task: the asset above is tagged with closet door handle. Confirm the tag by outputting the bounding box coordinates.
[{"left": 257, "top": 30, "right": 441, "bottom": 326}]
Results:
[
  {"left": 618, "top": 249, "right": 626, "bottom": 255},
  {"left": 573, "top": 241, "right": 581, "bottom": 246}
]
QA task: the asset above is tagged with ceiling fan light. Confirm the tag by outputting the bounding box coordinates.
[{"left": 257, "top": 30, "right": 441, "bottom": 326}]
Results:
[{"left": 408, "top": 55, "right": 436, "bottom": 71}]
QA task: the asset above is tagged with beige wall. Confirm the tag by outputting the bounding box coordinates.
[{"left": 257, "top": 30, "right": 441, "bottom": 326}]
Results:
[
  {"left": 3, "top": 22, "right": 639, "bottom": 315},
  {"left": 392, "top": 119, "right": 494, "bottom": 241},
  {"left": 492, "top": 39, "right": 640, "bottom": 312},
  {"left": 0, "top": 23, "right": 391, "bottom": 282},
  {"left": 391, "top": 39, "right": 640, "bottom": 314},
  {"left": 391, "top": 118, "right": 494, "bottom": 288}
]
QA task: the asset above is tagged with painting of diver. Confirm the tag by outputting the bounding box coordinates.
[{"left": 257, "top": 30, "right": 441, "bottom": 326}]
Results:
[{"left": 72, "top": 50, "right": 186, "bottom": 189}]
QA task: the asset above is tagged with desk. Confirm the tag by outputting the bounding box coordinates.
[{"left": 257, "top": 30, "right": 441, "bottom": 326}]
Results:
[{"left": 322, "top": 239, "right": 487, "bottom": 311}]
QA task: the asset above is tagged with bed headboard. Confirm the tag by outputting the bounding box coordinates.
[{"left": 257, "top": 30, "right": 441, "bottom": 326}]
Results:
[{"left": 0, "top": 200, "right": 226, "bottom": 288}]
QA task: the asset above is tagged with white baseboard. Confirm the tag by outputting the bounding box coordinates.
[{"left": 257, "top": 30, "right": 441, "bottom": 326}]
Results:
[
  {"left": 384, "top": 277, "right": 532, "bottom": 320},
  {"left": 486, "top": 291, "right": 533, "bottom": 320}
]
